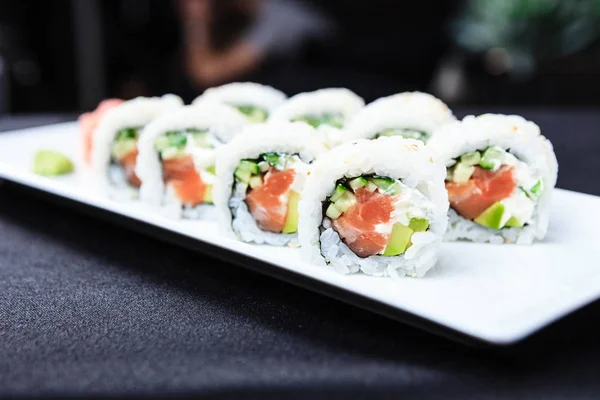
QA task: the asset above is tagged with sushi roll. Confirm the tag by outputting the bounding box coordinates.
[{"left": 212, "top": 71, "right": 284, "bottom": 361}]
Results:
[
  {"left": 79, "top": 98, "right": 124, "bottom": 165},
  {"left": 268, "top": 88, "right": 365, "bottom": 147},
  {"left": 192, "top": 82, "right": 287, "bottom": 123},
  {"left": 343, "top": 92, "right": 455, "bottom": 143},
  {"left": 135, "top": 103, "right": 249, "bottom": 219},
  {"left": 427, "top": 114, "right": 558, "bottom": 244},
  {"left": 298, "top": 137, "right": 448, "bottom": 278},
  {"left": 214, "top": 122, "right": 325, "bottom": 246},
  {"left": 90, "top": 94, "right": 183, "bottom": 197}
]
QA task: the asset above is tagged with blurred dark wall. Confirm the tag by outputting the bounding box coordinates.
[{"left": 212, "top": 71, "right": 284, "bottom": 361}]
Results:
[
  {"left": 252, "top": 0, "right": 458, "bottom": 101},
  {"left": 0, "top": 1, "right": 76, "bottom": 112},
  {"left": 0, "top": 0, "right": 598, "bottom": 114},
  {"left": 102, "top": 0, "right": 179, "bottom": 96}
]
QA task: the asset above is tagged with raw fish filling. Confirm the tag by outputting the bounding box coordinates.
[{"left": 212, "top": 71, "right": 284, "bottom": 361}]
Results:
[
  {"left": 154, "top": 128, "right": 218, "bottom": 207},
  {"left": 445, "top": 146, "right": 543, "bottom": 230},
  {"left": 323, "top": 176, "right": 432, "bottom": 258},
  {"left": 292, "top": 113, "right": 344, "bottom": 129},
  {"left": 233, "top": 153, "right": 305, "bottom": 234},
  {"left": 110, "top": 127, "right": 142, "bottom": 188}
]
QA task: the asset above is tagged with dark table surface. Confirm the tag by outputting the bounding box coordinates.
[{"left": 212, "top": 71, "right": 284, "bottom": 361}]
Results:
[{"left": 0, "top": 110, "right": 599, "bottom": 399}]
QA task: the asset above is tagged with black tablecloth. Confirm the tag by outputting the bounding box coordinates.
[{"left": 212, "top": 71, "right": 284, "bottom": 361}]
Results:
[{"left": 1, "top": 110, "right": 599, "bottom": 399}]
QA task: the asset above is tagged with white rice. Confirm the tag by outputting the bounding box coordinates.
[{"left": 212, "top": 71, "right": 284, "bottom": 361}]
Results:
[
  {"left": 268, "top": 88, "right": 365, "bottom": 148},
  {"left": 192, "top": 82, "right": 287, "bottom": 116},
  {"left": 135, "top": 103, "right": 249, "bottom": 218},
  {"left": 427, "top": 113, "right": 558, "bottom": 244},
  {"left": 342, "top": 91, "right": 456, "bottom": 143},
  {"left": 213, "top": 122, "right": 326, "bottom": 245},
  {"left": 298, "top": 137, "right": 449, "bottom": 278},
  {"left": 90, "top": 94, "right": 183, "bottom": 196}
]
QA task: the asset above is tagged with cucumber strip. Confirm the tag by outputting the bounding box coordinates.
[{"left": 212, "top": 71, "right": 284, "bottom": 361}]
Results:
[
  {"left": 383, "top": 182, "right": 402, "bottom": 195},
  {"left": 479, "top": 146, "right": 506, "bottom": 170},
  {"left": 451, "top": 162, "right": 475, "bottom": 183},
  {"left": 234, "top": 168, "right": 252, "bottom": 183},
  {"left": 330, "top": 184, "right": 349, "bottom": 202},
  {"left": 326, "top": 203, "right": 343, "bottom": 219},
  {"left": 460, "top": 151, "right": 481, "bottom": 166},
  {"left": 369, "top": 176, "right": 395, "bottom": 188},
  {"left": 163, "top": 130, "right": 188, "bottom": 148},
  {"left": 116, "top": 127, "right": 139, "bottom": 140},
  {"left": 365, "top": 181, "right": 378, "bottom": 192},
  {"left": 236, "top": 105, "right": 268, "bottom": 123},
  {"left": 322, "top": 114, "right": 344, "bottom": 129},
  {"left": 112, "top": 139, "right": 137, "bottom": 160},
  {"left": 154, "top": 136, "right": 171, "bottom": 152},
  {"left": 334, "top": 192, "right": 357, "bottom": 212},
  {"left": 169, "top": 134, "right": 187, "bottom": 148},
  {"left": 349, "top": 177, "right": 368, "bottom": 190},
  {"left": 375, "top": 128, "right": 429, "bottom": 142},
  {"left": 184, "top": 128, "right": 206, "bottom": 134},
  {"left": 399, "top": 130, "right": 428, "bottom": 141},
  {"left": 236, "top": 105, "right": 257, "bottom": 115},
  {"left": 192, "top": 132, "right": 213, "bottom": 148},
  {"left": 205, "top": 165, "right": 216, "bottom": 175},
  {"left": 249, "top": 175, "right": 263, "bottom": 189},
  {"left": 263, "top": 153, "right": 282, "bottom": 167},
  {"left": 234, "top": 160, "right": 258, "bottom": 183},
  {"left": 369, "top": 177, "right": 401, "bottom": 195},
  {"left": 237, "top": 160, "right": 259, "bottom": 174},
  {"left": 293, "top": 115, "right": 322, "bottom": 128},
  {"left": 519, "top": 186, "right": 533, "bottom": 200},
  {"left": 520, "top": 181, "right": 543, "bottom": 201},
  {"left": 375, "top": 128, "right": 397, "bottom": 137},
  {"left": 258, "top": 161, "right": 270, "bottom": 173},
  {"left": 161, "top": 147, "right": 185, "bottom": 160}
]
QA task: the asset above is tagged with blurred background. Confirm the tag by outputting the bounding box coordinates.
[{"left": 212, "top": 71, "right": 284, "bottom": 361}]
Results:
[{"left": 0, "top": 0, "right": 599, "bottom": 114}]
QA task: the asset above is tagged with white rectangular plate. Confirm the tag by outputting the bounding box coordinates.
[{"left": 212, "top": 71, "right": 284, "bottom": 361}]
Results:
[{"left": 1, "top": 122, "right": 599, "bottom": 345}]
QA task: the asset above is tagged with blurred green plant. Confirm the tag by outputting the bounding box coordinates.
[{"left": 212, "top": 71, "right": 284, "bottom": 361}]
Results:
[{"left": 453, "top": 0, "right": 600, "bottom": 75}]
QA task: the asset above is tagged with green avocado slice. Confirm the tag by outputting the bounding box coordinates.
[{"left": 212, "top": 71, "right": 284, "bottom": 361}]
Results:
[
  {"left": 282, "top": 190, "right": 301, "bottom": 233},
  {"left": 203, "top": 184, "right": 213, "bottom": 204},
  {"left": 382, "top": 223, "right": 413, "bottom": 256},
  {"left": 504, "top": 216, "right": 523, "bottom": 228},
  {"left": 474, "top": 202, "right": 506, "bottom": 230},
  {"left": 409, "top": 218, "right": 429, "bottom": 232}
]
